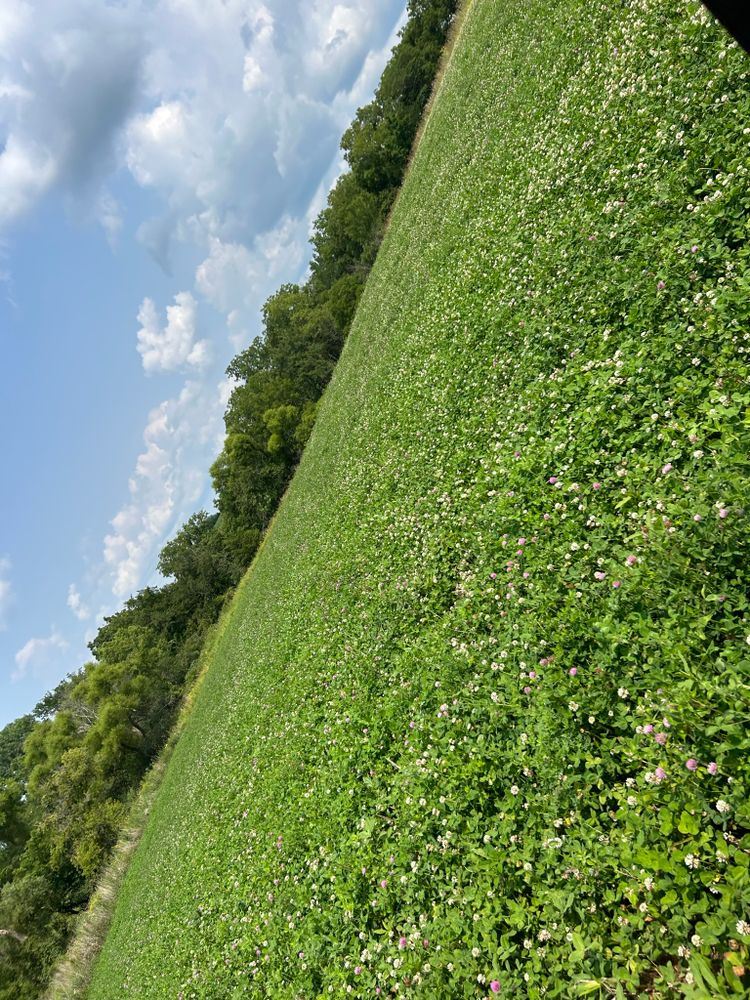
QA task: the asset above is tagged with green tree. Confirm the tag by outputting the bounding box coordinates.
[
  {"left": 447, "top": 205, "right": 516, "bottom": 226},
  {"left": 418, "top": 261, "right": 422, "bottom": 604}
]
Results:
[
  {"left": 0, "top": 715, "right": 35, "bottom": 782},
  {"left": 158, "top": 511, "right": 241, "bottom": 615},
  {"left": 0, "top": 781, "right": 28, "bottom": 883}
]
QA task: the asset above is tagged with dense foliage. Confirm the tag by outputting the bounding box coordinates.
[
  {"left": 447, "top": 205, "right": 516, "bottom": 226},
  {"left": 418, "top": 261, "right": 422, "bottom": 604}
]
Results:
[
  {"left": 86, "top": 1, "right": 750, "bottom": 997},
  {"left": 0, "top": 3, "right": 456, "bottom": 997}
]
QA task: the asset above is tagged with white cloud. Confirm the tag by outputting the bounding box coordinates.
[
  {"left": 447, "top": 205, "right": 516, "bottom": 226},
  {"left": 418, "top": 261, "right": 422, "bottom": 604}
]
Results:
[
  {"left": 0, "top": 0, "right": 406, "bottom": 243},
  {"left": 0, "top": 0, "right": 142, "bottom": 230},
  {"left": 189, "top": 3, "right": 407, "bottom": 347},
  {"left": 0, "top": 79, "right": 32, "bottom": 101},
  {"left": 136, "top": 291, "right": 211, "bottom": 373},
  {"left": 125, "top": 101, "right": 190, "bottom": 189},
  {"left": 122, "top": 0, "right": 405, "bottom": 258},
  {"left": 303, "top": 3, "right": 387, "bottom": 96},
  {"left": 97, "top": 190, "right": 123, "bottom": 247},
  {"left": 13, "top": 629, "right": 68, "bottom": 682},
  {"left": 66, "top": 583, "right": 90, "bottom": 621},
  {"left": 103, "top": 377, "right": 230, "bottom": 598},
  {"left": 0, "top": 135, "right": 57, "bottom": 224},
  {"left": 242, "top": 9, "right": 274, "bottom": 92},
  {"left": 193, "top": 171, "right": 335, "bottom": 349},
  {"left": 242, "top": 54, "right": 266, "bottom": 93},
  {"left": 0, "top": 2, "right": 31, "bottom": 55},
  {"left": 0, "top": 557, "right": 12, "bottom": 631},
  {"left": 195, "top": 238, "right": 259, "bottom": 315}
]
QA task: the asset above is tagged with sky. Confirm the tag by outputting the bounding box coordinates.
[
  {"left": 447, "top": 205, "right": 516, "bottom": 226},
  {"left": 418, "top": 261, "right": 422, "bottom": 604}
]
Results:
[{"left": 0, "top": 0, "right": 407, "bottom": 728}]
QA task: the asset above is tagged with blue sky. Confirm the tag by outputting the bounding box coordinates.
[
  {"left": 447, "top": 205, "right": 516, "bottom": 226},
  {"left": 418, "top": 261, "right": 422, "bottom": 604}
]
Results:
[{"left": 0, "top": 0, "right": 407, "bottom": 727}]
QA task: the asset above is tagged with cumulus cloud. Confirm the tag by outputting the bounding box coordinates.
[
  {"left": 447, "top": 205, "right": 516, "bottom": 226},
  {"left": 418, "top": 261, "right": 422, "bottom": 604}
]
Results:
[
  {"left": 103, "top": 378, "right": 231, "bottom": 598},
  {"left": 1, "top": 0, "right": 405, "bottom": 245},
  {"left": 195, "top": 215, "right": 312, "bottom": 348},
  {"left": 0, "top": 135, "right": 57, "bottom": 224},
  {"left": 66, "top": 583, "right": 90, "bottom": 621},
  {"left": 188, "top": 3, "right": 407, "bottom": 354},
  {"left": 136, "top": 291, "right": 211, "bottom": 374},
  {"left": 195, "top": 238, "right": 258, "bottom": 316},
  {"left": 126, "top": 101, "right": 190, "bottom": 190},
  {"left": 301, "top": 2, "right": 396, "bottom": 98},
  {"left": 0, "top": 557, "right": 12, "bottom": 631},
  {"left": 13, "top": 629, "right": 68, "bottom": 682},
  {"left": 0, "top": 0, "right": 142, "bottom": 230},
  {"left": 124, "top": 0, "right": 405, "bottom": 257}
]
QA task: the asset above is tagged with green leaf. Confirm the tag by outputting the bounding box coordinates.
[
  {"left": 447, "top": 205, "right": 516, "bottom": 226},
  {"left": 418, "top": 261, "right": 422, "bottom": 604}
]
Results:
[
  {"left": 659, "top": 809, "right": 674, "bottom": 835},
  {"left": 678, "top": 810, "right": 700, "bottom": 835},
  {"left": 689, "top": 954, "right": 719, "bottom": 992},
  {"left": 574, "top": 980, "right": 602, "bottom": 995},
  {"left": 570, "top": 931, "right": 587, "bottom": 962}
]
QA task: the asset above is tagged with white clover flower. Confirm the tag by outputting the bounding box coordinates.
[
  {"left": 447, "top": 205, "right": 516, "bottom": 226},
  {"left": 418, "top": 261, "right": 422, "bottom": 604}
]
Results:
[
  {"left": 684, "top": 854, "right": 700, "bottom": 869},
  {"left": 618, "top": 687, "right": 629, "bottom": 699},
  {"left": 716, "top": 800, "right": 731, "bottom": 814},
  {"left": 510, "top": 785, "right": 520, "bottom": 796},
  {"left": 736, "top": 920, "right": 750, "bottom": 936}
]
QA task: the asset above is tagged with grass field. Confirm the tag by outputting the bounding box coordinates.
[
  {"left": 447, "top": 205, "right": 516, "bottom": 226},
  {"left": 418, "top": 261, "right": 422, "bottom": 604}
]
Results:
[{"left": 87, "top": 1, "right": 750, "bottom": 997}]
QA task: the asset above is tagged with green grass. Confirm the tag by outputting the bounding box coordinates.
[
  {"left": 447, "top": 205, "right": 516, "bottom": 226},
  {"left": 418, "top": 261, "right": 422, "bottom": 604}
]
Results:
[{"left": 88, "top": 1, "right": 750, "bottom": 997}]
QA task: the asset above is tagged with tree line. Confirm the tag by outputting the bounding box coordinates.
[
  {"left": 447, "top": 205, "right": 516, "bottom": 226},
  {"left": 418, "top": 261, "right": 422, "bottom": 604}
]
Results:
[{"left": 0, "top": 2, "right": 457, "bottom": 996}]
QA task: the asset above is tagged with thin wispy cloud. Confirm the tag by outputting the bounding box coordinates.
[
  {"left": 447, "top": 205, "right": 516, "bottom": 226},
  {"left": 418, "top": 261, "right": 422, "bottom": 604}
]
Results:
[
  {"left": 66, "top": 584, "right": 90, "bottom": 622},
  {"left": 103, "top": 378, "right": 232, "bottom": 598},
  {"left": 13, "top": 628, "right": 68, "bottom": 682}
]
